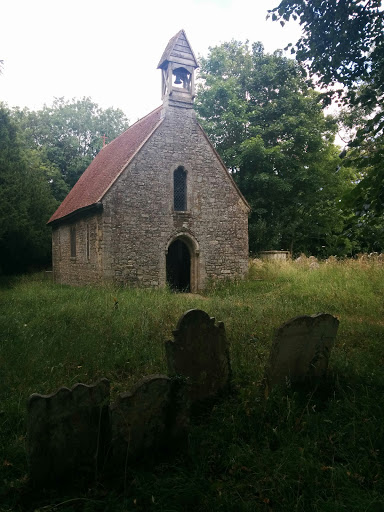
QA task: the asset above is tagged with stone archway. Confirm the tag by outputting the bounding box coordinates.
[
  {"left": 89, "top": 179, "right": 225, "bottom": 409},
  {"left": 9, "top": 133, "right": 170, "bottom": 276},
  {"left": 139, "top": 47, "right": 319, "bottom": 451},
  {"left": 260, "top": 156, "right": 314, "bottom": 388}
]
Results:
[{"left": 165, "top": 233, "right": 199, "bottom": 292}]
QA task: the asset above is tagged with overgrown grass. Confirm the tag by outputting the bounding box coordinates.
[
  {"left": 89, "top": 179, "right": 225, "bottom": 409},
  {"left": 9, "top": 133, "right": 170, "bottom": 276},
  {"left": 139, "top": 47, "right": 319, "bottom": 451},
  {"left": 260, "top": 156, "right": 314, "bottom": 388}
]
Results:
[{"left": 1, "top": 260, "right": 383, "bottom": 511}]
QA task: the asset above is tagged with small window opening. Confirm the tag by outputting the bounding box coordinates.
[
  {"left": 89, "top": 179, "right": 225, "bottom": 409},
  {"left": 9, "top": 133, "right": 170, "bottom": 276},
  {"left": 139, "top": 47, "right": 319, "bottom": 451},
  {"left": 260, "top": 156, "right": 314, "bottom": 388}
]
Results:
[
  {"left": 70, "top": 226, "right": 76, "bottom": 258},
  {"left": 174, "top": 166, "right": 187, "bottom": 211},
  {"left": 58, "top": 231, "right": 62, "bottom": 261},
  {"left": 86, "top": 224, "right": 90, "bottom": 261}
]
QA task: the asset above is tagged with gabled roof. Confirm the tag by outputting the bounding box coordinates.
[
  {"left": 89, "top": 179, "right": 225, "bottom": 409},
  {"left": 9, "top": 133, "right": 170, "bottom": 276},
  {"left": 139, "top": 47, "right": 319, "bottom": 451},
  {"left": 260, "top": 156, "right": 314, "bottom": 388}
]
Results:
[
  {"left": 48, "top": 106, "right": 163, "bottom": 224},
  {"left": 157, "top": 29, "right": 198, "bottom": 70}
]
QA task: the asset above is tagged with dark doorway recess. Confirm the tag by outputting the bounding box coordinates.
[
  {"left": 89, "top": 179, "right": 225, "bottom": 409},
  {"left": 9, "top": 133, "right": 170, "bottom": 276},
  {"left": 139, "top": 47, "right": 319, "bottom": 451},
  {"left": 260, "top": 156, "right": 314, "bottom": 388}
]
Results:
[{"left": 166, "top": 239, "right": 191, "bottom": 292}]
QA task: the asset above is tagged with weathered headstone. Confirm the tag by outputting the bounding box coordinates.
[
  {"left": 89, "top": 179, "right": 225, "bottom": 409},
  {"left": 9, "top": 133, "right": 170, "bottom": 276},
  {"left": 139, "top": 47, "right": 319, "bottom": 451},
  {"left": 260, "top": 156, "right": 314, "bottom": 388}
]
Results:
[
  {"left": 265, "top": 314, "right": 339, "bottom": 390},
  {"left": 295, "top": 253, "right": 308, "bottom": 265},
  {"left": 165, "top": 309, "right": 231, "bottom": 404},
  {"left": 27, "top": 379, "right": 110, "bottom": 486},
  {"left": 110, "top": 374, "right": 189, "bottom": 467},
  {"left": 325, "top": 255, "right": 338, "bottom": 265}
]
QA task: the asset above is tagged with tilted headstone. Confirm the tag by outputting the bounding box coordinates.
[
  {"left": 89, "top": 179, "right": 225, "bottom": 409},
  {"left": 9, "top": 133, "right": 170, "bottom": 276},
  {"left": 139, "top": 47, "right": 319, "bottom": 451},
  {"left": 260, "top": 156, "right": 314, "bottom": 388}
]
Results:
[
  {"left": 165, "top": 309, "right": 231, "bottom": 404},
  {"left": 266, "top": 313, "right": 339, "bottom": 390},
  {"left": 27, "top": 379, "right": 110, "bottom": 485},
  {"left": 110, "top": 374, "right": 189, "bottom": 467}
]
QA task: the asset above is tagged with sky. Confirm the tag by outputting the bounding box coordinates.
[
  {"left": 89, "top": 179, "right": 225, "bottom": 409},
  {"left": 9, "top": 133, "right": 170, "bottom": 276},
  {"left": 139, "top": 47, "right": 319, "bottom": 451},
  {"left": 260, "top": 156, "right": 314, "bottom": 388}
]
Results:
[{"left": 0, "top": 0, "right": 302, "bottom": 123}]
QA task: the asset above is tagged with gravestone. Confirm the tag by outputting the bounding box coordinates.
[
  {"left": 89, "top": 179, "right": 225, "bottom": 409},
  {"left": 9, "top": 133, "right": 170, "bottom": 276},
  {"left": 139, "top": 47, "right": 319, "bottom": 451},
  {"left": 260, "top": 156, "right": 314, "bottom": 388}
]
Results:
[
  {"left": 166, "top": 309, "right": 231, "bottom": 404},
  {"left": 110, "top": 374, "right": 189, "bottom": 467},
  {"left": 326, "top": 255, "right": 338, "bottom": 264},
  {"left": 27, "top": 379, "right": 110, "bottom": 485},
  {"left": 294, "top": 253, "right": 308, "bottom": 265},
  {"left": 266, "top": 313, "right": 339, "bottom": 390}
]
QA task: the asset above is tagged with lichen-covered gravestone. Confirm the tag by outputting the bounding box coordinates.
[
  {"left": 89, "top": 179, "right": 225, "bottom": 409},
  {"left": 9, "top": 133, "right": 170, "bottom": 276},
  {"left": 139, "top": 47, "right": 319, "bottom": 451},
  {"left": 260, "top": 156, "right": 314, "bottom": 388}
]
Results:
[
  {"left": 166, "top": 309, "right": 231, "bottom": 404},
  {"left": 265, "top": 314, "right": 339, "bottom": 391},
  {"left": 27, "top": 379, "right": 110, "bottom": 486},
  {"left": 110, "top": 374, "right": 189, "bottom": 468}
]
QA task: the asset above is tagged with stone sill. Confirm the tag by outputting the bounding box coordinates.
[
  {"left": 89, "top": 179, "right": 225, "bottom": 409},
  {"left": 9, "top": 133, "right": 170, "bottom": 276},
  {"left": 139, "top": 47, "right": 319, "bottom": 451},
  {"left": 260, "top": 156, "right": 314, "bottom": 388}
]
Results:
[{"left": 173, "top": 211, "right": 191, "bottom": 218}]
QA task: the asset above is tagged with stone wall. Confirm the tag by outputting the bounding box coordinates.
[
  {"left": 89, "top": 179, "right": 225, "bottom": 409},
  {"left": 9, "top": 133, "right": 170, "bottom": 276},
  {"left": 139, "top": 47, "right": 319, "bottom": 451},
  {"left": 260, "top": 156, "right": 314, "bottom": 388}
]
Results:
[{"left": 52, "top": 212, "right": 104, "bottom": 286}]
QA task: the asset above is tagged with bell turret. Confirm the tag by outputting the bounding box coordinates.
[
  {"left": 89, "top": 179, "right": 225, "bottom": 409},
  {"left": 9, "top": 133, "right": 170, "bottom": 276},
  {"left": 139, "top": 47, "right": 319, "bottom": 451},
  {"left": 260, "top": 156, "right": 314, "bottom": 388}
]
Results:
[{"left": 157, "top": 30, "right": 198, "bottom": 108}]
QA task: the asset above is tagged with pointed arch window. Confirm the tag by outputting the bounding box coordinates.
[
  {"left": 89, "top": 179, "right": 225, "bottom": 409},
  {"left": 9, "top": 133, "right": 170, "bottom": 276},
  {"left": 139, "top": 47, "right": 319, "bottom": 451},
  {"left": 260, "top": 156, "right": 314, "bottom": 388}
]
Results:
[{"left": 174, "top": 166, "right": 187, "bottom": 211}]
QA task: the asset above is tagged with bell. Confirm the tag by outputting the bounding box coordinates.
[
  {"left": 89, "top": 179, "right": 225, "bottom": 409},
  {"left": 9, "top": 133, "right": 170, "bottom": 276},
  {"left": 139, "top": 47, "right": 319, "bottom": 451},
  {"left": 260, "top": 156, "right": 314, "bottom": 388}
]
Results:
[{"left": 174, "top": 68, "right": 188, "bottom": 86}]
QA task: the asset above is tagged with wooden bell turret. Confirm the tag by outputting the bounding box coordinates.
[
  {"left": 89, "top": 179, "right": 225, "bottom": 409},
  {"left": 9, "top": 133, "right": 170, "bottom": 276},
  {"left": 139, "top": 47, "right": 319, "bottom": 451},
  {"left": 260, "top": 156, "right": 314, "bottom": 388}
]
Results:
[{"left": 157, "top": 30, "right": 198, "bottom": 107}]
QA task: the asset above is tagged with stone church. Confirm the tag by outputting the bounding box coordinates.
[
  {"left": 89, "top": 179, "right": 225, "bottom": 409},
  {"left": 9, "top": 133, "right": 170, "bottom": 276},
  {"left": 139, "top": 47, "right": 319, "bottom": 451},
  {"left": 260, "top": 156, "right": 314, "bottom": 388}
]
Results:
[{"left": 48, "top": 30, "right": 250, "bottom": 291}]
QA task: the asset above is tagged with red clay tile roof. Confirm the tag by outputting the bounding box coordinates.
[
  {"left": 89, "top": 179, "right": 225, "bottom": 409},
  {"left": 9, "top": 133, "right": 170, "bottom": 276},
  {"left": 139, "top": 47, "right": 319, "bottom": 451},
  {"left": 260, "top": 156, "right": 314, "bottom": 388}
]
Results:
[{"left": 48, "top": 106, "right": 163, "bottom": 224}]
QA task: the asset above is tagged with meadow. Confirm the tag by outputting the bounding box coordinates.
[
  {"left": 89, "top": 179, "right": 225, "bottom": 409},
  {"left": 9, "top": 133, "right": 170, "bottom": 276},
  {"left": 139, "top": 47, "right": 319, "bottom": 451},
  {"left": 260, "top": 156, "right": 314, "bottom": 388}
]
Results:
[{"left": 0, "top": 258, "right": 383, "bottom": 512}]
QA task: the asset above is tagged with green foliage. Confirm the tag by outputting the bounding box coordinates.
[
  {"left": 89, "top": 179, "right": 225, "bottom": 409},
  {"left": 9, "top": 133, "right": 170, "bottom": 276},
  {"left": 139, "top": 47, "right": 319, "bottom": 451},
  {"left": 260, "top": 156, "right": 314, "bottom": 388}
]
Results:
[
  {"left": 0, "top": 97, "right": 129, "bottom": 274},
  {"left": 269, "top": 0, "right": 383, "bottom": 98},
  {"left": 269, "top": 0, "right": 384, "bottom": 225},
  {"left": 196, "top": 42, "right": 352, "bottom": 255},
  {"left": 12, "top": 97, "right": 129, "bottom": 195},
  {"left": 0, "top": 104, "right": 58, "bottom": 274},
  {"left": 1, "top": 261, "right": 383, "bottom": 511}
]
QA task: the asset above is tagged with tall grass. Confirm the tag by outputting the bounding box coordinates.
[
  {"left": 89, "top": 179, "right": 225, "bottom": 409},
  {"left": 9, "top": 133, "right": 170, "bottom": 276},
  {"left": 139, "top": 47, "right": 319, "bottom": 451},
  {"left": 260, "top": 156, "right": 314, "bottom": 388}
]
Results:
[{"left": 0, "top": 260, "right": 383, "bottom": 511}]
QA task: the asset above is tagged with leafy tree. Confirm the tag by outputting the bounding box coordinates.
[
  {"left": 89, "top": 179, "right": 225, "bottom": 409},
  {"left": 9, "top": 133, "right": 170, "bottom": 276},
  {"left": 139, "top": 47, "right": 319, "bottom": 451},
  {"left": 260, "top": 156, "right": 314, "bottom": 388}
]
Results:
[
  {"left": 269, "top": 0, "right": 384, "bottom": 230},
  {"left": 0, "top": 104, "right": 58, "bottom": 274},
  {"left": 13, "top": 97, "right": 129, "bottom": 194},
  {"left": 269, "top": 1, "right": 383, "bottom": 101},
  {"left": 196, "top": 41, "right": 352, "bottom": 255}
]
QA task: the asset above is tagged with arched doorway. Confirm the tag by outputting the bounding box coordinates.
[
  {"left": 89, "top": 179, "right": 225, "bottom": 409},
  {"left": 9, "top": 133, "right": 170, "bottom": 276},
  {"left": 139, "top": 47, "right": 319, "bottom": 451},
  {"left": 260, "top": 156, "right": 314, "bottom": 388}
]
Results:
[{"left": 166, "top": 239, "right": 191, "bottom": 292}]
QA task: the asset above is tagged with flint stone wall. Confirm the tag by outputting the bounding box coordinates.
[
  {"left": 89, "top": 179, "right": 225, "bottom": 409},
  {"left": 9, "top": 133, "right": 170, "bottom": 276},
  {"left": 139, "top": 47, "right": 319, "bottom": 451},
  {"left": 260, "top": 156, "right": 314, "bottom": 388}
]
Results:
[{"left": 266, "top": 313, "right": 339, "bottom": 389}]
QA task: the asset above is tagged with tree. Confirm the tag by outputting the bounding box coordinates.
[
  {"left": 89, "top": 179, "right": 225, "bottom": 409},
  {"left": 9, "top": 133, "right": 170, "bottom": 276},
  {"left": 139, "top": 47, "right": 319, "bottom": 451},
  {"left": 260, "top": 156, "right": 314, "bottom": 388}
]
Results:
[
  {"left": 269, "top": 0, "right": 384, "bottom": 230},
  {"left": 13, "top": 97, "right": 129, "bottom": 195},
  {"left": 196, "top": 41, "right": 352, "bottom": 255},
  {"left": 0, "top": 104, "right": 58, "bottom": 274},
  {"left": 268, "top": 1, "right": 383, "bottom": 103}
]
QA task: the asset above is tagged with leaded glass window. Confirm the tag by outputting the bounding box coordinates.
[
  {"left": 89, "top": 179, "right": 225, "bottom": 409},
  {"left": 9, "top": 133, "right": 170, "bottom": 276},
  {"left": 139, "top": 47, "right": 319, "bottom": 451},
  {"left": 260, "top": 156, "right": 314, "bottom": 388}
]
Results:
[{"left": 174, "top": 166, "right": 187, "bottom": 211}]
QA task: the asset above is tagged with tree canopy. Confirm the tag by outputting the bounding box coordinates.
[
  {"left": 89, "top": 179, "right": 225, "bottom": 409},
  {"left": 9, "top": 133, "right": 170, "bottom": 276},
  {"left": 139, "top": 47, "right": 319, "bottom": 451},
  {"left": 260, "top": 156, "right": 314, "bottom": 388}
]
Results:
[
  {"left": 0, "top": 104, "right": 58, "bottom": 274},
  {"left": 269, "top": 0, "right": 384, "bottom": 233},
  {"left": 196, "top": 41, "right": 353, "bottom": 256},
  {"left": 13, "top": 97, "right": 129, "bottom": 198},
  {"left": 268, "top": 0, "right": 384, "bottom": 105}
]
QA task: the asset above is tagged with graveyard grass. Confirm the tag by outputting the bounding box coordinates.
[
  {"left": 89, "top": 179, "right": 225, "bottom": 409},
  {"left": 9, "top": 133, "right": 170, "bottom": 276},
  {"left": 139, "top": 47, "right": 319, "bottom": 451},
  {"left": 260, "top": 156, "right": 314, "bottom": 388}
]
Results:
[{"left": 0, "top": 258, "right": 383, "bottom": 512}]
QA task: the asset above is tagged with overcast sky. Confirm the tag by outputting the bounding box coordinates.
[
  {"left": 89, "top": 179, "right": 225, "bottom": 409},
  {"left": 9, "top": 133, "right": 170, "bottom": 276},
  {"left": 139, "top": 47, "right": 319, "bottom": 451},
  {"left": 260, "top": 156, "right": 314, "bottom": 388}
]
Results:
[{"left": 1, "top": 0, "right": 301, "bottom": 123}]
